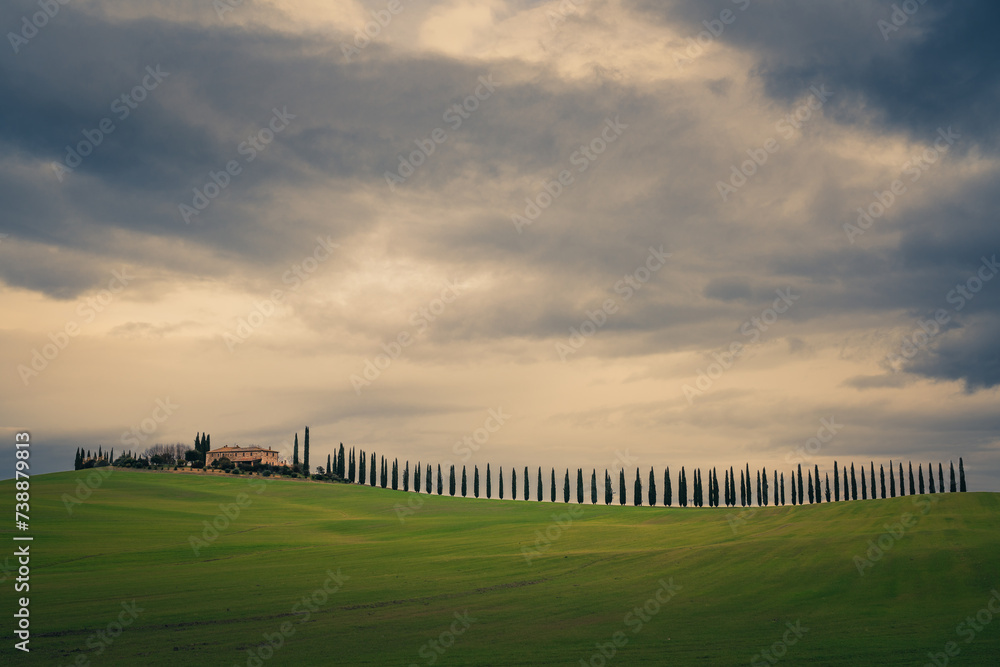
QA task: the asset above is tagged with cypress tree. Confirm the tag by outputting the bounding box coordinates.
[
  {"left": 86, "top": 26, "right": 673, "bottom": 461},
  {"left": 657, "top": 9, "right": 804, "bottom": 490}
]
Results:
[
  {"left": 538, "top": 468, "right": 543, "bottom": 502},
  {"left": 895, "top": 462, "right": 902, "bottom": 495},
  {"left": 359, "top": 450, "right": 367, "bottom": 484},
  {"left": 938, "top": 463, "right": 945, "bottom": 493},
  {"left": 338, "top": 443, "right": 345, "bottom": 478},
  {"left": 474, "top": 466, "right": 480, "bottom": 498},
  {"left": 850, "top": 463, "right": 858, "bottom": 500},
  {"left": 499, "top": 466, "right": 504, "bottom": 499},
  {"left": 665, "top": 467, "right": 672, "bottom": 507},
  {"left": 745, "top": 463, "right": 751, "bottom": 502},
  {"left": 591, "top": 469, "right": 597, "bottom": 504},
  {"left": 381, "top": 457, "right": 388, "bottom": 488},
  {"left": 512, "top": 468, "right": 517, "bottom": 500},
  {"left": 415, "top": 461, "right": 421, "bottom": 492},
  {"left": 350, "top": 448, "right": 356, "bottom": 482},
  {"left": 843, "top": 468, "right": 849, "bottom": 498},
  {"left": 564, "top": 469, "right": 570, "bottom": 503},
  {"left": 814, "top": 465, "right": 821, "bottom": 503},
  {"left": 648, "top": 467, "right": 657, "bottom": 506},
  {"left": 825, "top": 474, "right": 831, "bottom": 502},
  {"left": 797, "top": 464, "right": 804, "bottom": 504},
  {"left": 293, "top": 433, "right": 299, "bottom": 468},
  {"left": 908, "top": 462, "right": 915, "bottom": 495},
  {"left": 740, "top": 470, "right": 746, "bottom": 507},
  {"left": 577, "top": 469, "right": 584, "bottom": 504},
  {"left": 834, "top": 461, "right": 840, "bottom": 501},
  {"left": 392, "top": 459, "right": 398, "bottom": 490},
  {"left": 679, "top": 467, "right": 687, "bottom": 508},
  {"left": 880, "top": 464, "right": 886, "bottom": 499},
  {"left": 437, "top": 464, "right": 443, "bottom": 495},
  {"left": 619, "top": 469, "right": 627, "bottom": 506},
  {"left": 634, "top": 468, "right": 642, "bottom": 506},
  {"left": 918, "top": 464, "right": 925, "bottom": 494},
  {"left": 870, "top": 462, "right": 876, "bottom": 499},
  {"left": 780, "top": 472, "right": 785, "bottom": 505},
  {"left": 551, "top": 468, "right": 556, "bottom": 503},
  {"left": 525, "top": 467, "right": 530, "bottom": 501},
  {"left": 807, "top": 471, "right": 814, "bottom": 503},
  {"left": 714, "top": 468, "right": 721, "bottom": 507},
  {"left": 889, "top": 461, "right": 896, "bottom": 497},
  {"left": 949, "top": 461, "right": 957, "bottom": 492},
  {"left": 928, "top": 463, "right": 935, "bottom": 494},
  {"left": 486, "top": 463, "right": 492, "bottom": 499},
  {"left": 791, "top": 473, "right": 797, "bottom": 505},
  {"left": 730, "top": 466, "right": 736, "bottom": 506},
  {"left": 723, "top": 469, "right": 729, "bottom": 506},
  {"left": 303, "top": 427, "right": 310, "bottom": 474},
  {"left": 461, "top": 466, "right": 467, "bottom": 497},
  {"left": 695, "top": 469, "right": 703, "bottom": 507},
  {"left": 426, "top": 464, "right": 432, "bottom": 494},
  {"left": 326, "top": 454, "right": 331, "bottom": 475},
  {"left": 861, "top": 468, "right": 867, "bottom": 499},
  {"left": 774, "top": 470, "right": 780, "bottom": 506},
  {"left": 761, "top": 468, "right": 768, "bottom": 507},
  {"left": 605, "top": 470, "right": 612, "bottom": 505},
  {"left": 959, "top": 458, "right": 967, "bottom": 492},
  {"left": 755, "top": 470, "right": 761, "bottom": 506}
]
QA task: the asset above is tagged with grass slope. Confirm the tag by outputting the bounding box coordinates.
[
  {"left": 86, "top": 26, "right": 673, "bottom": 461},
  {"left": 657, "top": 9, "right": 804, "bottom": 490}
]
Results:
[{"left": 3, "top": 470, "right": 999, "bottom": 666}]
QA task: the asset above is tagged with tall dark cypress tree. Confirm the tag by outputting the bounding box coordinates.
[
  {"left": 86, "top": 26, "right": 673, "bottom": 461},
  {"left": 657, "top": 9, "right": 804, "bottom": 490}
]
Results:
[
  {"left": 774, "top": 470, "right": 780, "bottom": 506},
  {"left": 648, "top": 467, "right": 657, "bottom": 506},
  {"left": 551, "top": 468, "right": 556, "bottom": 502},
  {"left": 499, "top": 467, "right": 504, "bottom": 500},
  {"left": 791, "top": 472, "right": 797, "bottom": 505},
  {"left": 461, "top": 466, "right": 467, "bottom": 497},
  {"left": 695, "top": 469, "right": 703, "bottom": 507},
  {"left": 437, "top": 464, "right": 443, "bottom": 495},
  {"left": 665, "top": 467, "right": 672, "bottom": 507},
  {"left": 850, "top": 463, "right": 858, "bottom": 500},
  {"left": 959, "top": 458, "right": 967, "bottom": 492},
  {"left": 949, "top": 461, "right": 957, "bottom": 492},
  {"left": 538, "top": 467, "right": 544, "bottom": 502},
  {"left": 896, "top": 462, "right": 904, "bottom": 496},
  {"left": 813, "top": 465, "right": 821, "bottom": 503},
  {"left": 426, "top": 464, "right": 432, "bottom": 494},
  {"left": 834, "top": 461, "right": 840, "bottom": 501},
  {"left": 755, "top": 470, "right": 761, "bottom": 506},
  {"left": 564, "top": 469, "right": 570, "bottom": 503},
  {"left": 780, "top": 472, "right": 785, "bottom": 505},
  {"left": 938, "top": 463, "right": 945, "bottom": 493},
  {"left": 512, "top": 468, "right": 517, "bottom": 500},
  {"left": 381, "top": 457, "right": 388, "bottom": 488},
  {"left": 415, "top": 461, "right": 421, "bottom": 493},
  {"left": 293, "top": 433, "right": 299, "bottom": 469},
  {"left": 359, "top": 450, "right": 366, "bottom": 484},
  {"left": 880, "top": 464, "right": 886, "bottom": 499},
  {"left": 918, "top": 464, "right": 925, "bottom": 494},
  {"left": 889, "top": 461, "right": 896, "bottom": 497},
  {"left": 730, "top": 466, "right": 736, "bottom": 506},
  {"left": 928, "top": 463, "right": 935, "bottom": 494},
  {"left": 634, "top": 468, "right": 642, "bottom": 506},
  {"left": 843, "top": 468, "right": 849, "bottom": 499},
  {"left": 370, "top": 453, "right": 376, "bottom": 486},
  {"left": 740, "top": 470, "right": 746, "bottom": 507},
  {"left": 303, "top": 427, "right": 310, "bottom": 474},
  {"left": 591, "top": 469, "right": 597, "bottom": 504},
  {"left": 486, "top": 463, "right": 492, "bottom": 499},
  {"left": 761, "top": 468, "right": 768, "bottom": 507},
  {"left": 577, "top": 469, "right": 584, "bottom": 504},
  {"left": 870, "top": 462, "right": 876, "bottom": 499},
  {"left": 605, "top": 470, "right": 612, "bottom": 505},
  {"left": 723, "top": 469, "right": 730, "bottom": 506},
  {"left": 474, "top": 465, "right": 480, "bottom": 498},
  {"left": 908, "top": 462, "right": 915, "bottom": 495},
  {"left": 861, "top": 468, "right": 867, "bottom": 500},
  {"left": 392, "top": 459, "right": 399, "bottom": 490},
  {"left": 679, "top": 467, "right": 687, "bottom": 508},
  {"left": 797, "top": 464, "right": 804, "bottom": 505},
  {"left": 825, "top": 474, "right": 831, "bottom": 502},
  {"left": 713, "top": 468, "right": 720, "bottom": 507},
  {"left": 525, "top": 467, "right": 530, "bottom": 501},
  {"left": 326, "top": 454, "right": 331, "bottom": 475},
  {"left": 807, "top": 471, "right": 814, "bottom": 503},
  {"left": 619, "top": 469, "right": 627, "bottom": 506}
]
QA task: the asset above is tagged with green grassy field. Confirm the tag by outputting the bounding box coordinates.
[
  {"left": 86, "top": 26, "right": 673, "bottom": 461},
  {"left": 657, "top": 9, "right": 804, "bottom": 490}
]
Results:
[{"left": 3, "top": 470, "right": 999, "bottom": 666}]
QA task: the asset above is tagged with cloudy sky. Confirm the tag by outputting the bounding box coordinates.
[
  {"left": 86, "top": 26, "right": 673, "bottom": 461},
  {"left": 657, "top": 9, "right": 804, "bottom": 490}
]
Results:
[{"left": 2, "top": 0, "right": 998, "bottom": 491}]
